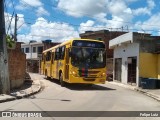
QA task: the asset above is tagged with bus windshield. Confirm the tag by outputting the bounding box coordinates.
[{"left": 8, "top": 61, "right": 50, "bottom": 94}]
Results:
[{"left": 71, "top": 47, "right": 106, "bottom": 69}]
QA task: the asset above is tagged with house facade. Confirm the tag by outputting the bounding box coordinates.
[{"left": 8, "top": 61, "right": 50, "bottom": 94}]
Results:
[
  {"left": 21, "top": 40, "right": 59, "bottom": 73},
  {"left": 109, "top": 32, "right": 160, "bottom": 87}
]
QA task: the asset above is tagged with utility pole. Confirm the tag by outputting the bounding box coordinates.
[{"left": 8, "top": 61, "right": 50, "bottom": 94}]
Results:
[
  {"left": 14, "top": 14, "right": 18, "bottom": 41},
  {"left": 0, "top": 0, "right": 10, "bottom": 94}
]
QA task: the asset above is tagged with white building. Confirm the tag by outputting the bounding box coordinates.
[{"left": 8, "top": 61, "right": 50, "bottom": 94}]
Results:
[
  {"left": 109, "top": 32, "right": 160, "bottom": 87},
  {"left": 21, "top": 41, "right": 44, "bottom": 73},
  {"left": 21, "top": 41, "right": 44, "bottom": 60},
  {"left": 21, "top": 40, "right": 59, "bottom": 73}
]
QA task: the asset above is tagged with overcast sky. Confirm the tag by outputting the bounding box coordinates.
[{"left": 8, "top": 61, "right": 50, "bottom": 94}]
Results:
[{"left": 4, "top": 0, "right": 160, "bottom": 43}]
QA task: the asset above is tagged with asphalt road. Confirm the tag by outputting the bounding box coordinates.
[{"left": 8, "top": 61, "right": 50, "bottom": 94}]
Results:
[{"left": 0, "top": 75, "right": 160, "bottom": 120}]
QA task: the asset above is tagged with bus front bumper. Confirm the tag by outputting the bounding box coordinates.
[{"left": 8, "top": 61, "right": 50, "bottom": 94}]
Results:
[{"left": 67, "top": 75, "right": 106, "bottom": 84}]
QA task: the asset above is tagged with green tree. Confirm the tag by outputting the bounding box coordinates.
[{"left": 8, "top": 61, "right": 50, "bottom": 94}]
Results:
[{"left": 6, "top": 35, "right": 16, "bottom": 49}]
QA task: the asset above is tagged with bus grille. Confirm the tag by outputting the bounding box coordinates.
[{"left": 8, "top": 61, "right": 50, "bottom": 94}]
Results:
[
  {"left": 88, "top": 71, "right": 100, "bottom": 74},
  {"left": 83, "top": 78, "right": 95, "bottom": 81}
]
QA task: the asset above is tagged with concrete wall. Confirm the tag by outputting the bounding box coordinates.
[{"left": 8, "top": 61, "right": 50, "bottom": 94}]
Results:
[
  {"left": 139, "top": 40, "right": 156, "bottom": 53},
  {"left": 8, "top": 42, "right": 26, "bottom": 89},
  {"left": 139, "top": 53, "right": 158, "bottom": 78},
  {"left": 114, "top": 43, "right": 139, "bottom": 86},
  {"left": 109, "top": 32, "right": 133, "bottom": 48}
]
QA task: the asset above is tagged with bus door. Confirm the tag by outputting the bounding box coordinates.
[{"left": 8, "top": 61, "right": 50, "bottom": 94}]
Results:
[
  {"left": 41, "top": 53, "right": 45, "bottom": 74},
  {"left": 65, "top": 48, "right": 70, "bottom": 80}
]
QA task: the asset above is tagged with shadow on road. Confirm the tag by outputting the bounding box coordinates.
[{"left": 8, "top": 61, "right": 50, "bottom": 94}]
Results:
[
  {"left": 65, "top": 84, "right": 116, "bottom": 91},
  {"left": 45, "top": 78, "right": 116, "bottom": 91}
]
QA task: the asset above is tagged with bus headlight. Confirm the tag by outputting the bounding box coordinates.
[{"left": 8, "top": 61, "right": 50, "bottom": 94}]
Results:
[
  {"left": 100, "top": 72, "right": 106, "bottom": 77},
  {"left": 72, "top": 71, "right": 76, "bottom": 75},
  {"left": 70, "top": 70, "right": 79, "bottom": 77}
]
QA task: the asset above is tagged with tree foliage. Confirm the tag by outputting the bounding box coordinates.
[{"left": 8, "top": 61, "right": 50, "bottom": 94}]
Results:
[{"left": 6, "top": 35, "right": 16, "bottom": 49}]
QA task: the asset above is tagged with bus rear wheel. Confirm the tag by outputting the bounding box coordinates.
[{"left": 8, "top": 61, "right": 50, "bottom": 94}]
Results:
[{"left": 59, "top": 73, "right": 65, "bottom": 87}]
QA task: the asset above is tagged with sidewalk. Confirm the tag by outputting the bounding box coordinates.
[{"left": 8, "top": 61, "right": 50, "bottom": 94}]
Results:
[
  {"left": 108, "top": 81, "right": 160, "bottom": 102},
  {"left": 0, "top": 73, "right": 42, "bottom": 103}
]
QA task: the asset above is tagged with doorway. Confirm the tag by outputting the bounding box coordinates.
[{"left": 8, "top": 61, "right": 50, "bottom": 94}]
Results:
[
  {"left": 127, "top": 57, "right": 137, "bottom": 84},
  {"left": 114, "top": 58, "right": 122, "bottom": 82}
]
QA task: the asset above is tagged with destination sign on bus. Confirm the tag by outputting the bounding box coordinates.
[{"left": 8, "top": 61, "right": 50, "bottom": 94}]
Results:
[{"left": 72, "top": 40, "right": 105, "bottom": 48}]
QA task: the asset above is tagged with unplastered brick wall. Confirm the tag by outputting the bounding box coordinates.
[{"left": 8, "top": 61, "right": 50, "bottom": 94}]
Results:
[{"left": 8, "top": 42, "right": 26, "bottom": 89}]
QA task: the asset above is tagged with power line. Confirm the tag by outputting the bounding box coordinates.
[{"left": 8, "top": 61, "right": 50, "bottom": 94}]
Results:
[
  {"left": 4, "top": 0, "right": 11, "bottom": 33},
  {"left": 4, "top": 0, "right": 160, "bottom": 36},
  {"left": 6, "top": 0, "right": 160, "bottom": 31},
  {"left": 4, "top": 15, "right": 159, "bottom": 31},
  {"left": 10, "top": 0, "right": 16, "bottom": 13},
  {"left": 5, "top": 0, "right": 160, "bottom": 30},
  {"left": 5, "top": 15, "right": 160, "bottom": 33},
  {"left": 4, "top": 0, "right": 16, "bottom": 35},
  {"left": 6, "top": 11, "right": 14, "bottom": 34}
]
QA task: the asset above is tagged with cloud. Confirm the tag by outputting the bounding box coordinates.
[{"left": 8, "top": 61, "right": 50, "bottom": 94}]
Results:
[
  {"left": 17, "top": 17, "right": 79, "bottom": 43},
  {"left": 36, "top": 7, "right": 50, "bottom": 16},
  {"left": 134, "top": 12, "right": 160, "bottom": 35},
  {"left": 107, "top": 0, "right": 128, "bottom": 16},
  {"left": 107, "top": 16, "right": 124, "bottom": 29},
  {"left": 20, "top": 0, "right": 42, "bottom": 7},
  {"left": 57, "top": 0, "right": 109, "bottom": 24},
  {"left": 57, "top": 0, "right": 107, "bottom": 18},
  {"left": 57, "top": 0, "right": 133, "bottom": 28},
  {"left": 79, "top": 20, "right": 95, "bottom": 33},
  {"left": 133, "top": 0, "right": 155, "bottom": 16},
  {"left": 79, "top": 20, "right": 108, "bottom": 33},
  {"left": 148, "top": 0, "right": 155, "bottom": 9},
  {"left": 133, "top": 7, "right": 151, "bottom": 16},
  {"left": 141, "top": 13, "right": 160, "bottom": 30},
  {"left": 16, "top": 0, "right": 49, "bottom": 17}
]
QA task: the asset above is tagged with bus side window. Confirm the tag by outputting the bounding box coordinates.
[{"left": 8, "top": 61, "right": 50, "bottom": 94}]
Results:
[
  {"left": 59, "top": 47, "right": 62, "bottom": 59},
  {"left": 61, "top": 46, "right": 65, "bottom": 60},
  {"left": 55, "top": 48, "right": 59, "bottom": 60},
  {"left": 46, "top": 51, "right": 51, "bottom": 61}
]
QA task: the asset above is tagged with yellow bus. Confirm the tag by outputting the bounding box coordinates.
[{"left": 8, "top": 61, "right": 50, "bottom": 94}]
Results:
[{"left": 41, "top": 39, "right": 106, "bottom": 86}]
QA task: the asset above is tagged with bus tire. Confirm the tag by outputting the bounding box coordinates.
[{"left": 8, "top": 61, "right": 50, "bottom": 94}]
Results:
[
  {"left": 59, "top": 72, "right": 65, "bottom": 87},
  {"left": 45, "top": 70, "right": 50, "bottom": 80},
  {"left": 45, "top": 70, "right": 48, "bottom": 79}
]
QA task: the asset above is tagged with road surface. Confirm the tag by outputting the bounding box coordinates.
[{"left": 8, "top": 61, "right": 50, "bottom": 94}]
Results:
[{"left": 0, "top": 74, "right": 160, "bottom": 120}]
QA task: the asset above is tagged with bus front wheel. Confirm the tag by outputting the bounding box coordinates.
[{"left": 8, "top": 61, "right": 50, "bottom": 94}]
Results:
[{"left": 59, "top": 73, "right": 65, "bottom": 87}]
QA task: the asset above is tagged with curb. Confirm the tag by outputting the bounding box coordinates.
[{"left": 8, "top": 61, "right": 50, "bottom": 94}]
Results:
[
  {"left": 108, "top": 81, "right": 160, "bottom": 102},
  {"left": 11, "top": 82, "right": 42, "bottom": 99},
  {"left": 134, "top": 88, "right": 160, "bottom": 102},
  {"left": 14, "top": 84, "right": 42, "bottom": 99},
  {"left": 0, "top": 95, "right": 16, "bottom": 103},
  {"left": 0, "top": 81, "right": 42, "bottom": 103}
]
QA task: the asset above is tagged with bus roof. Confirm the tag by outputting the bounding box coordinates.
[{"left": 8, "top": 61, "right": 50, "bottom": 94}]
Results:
[{"left": 42, "top": 38, "right": 104, "bottom": 53}]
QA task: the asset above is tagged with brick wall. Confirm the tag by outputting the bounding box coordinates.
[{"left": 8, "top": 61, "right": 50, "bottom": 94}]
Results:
[{"left": 8, "top": 42, "right": 26, "bottom": 89}]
